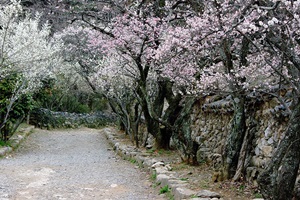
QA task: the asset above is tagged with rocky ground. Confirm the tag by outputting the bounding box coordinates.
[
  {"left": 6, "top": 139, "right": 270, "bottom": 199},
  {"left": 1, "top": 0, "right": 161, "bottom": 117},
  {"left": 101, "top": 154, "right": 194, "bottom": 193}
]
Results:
[
  {"left": 0, "top": 128, "right": 165, "bottom": 200},
  {"left": 102, "top": 127, "right": 263, "bottom": 200}
]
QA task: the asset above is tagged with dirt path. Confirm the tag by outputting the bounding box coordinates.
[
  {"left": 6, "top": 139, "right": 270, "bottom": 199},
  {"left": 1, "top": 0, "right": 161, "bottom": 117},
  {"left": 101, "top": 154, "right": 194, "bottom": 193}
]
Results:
[{"left": 0, "top": 128, "right": 165, "bottom": 200}]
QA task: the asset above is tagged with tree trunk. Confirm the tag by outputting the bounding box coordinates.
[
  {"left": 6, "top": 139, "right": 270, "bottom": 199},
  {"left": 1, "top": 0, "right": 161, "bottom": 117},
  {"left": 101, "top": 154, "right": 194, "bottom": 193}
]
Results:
[
  {"left": 233, "top": 117, "right": 256, "bottom": 181},
  {"left": 257, "top": 101, "right": 300, "bottom": 200},
  {"left": 132, "top": 103, "right": 141, "bottom": 148},
  {"left": 172, "top": 97, "right": 198, "bottom": 164},
  {"left": 142, "top": 97, "right": 169, "bottom": 149},
  {"left": 138, "top": 78, "right": 171, "bottom": 149},
  {"left": 223, "top": 95, "right": 246, "bottom": 179}
]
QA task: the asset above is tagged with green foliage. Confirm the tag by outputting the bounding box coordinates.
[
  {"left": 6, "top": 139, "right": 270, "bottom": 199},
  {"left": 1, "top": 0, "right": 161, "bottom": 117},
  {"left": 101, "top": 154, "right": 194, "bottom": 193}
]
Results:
[
  {"left": 158, "top": 149, "right": 172, "bottom": 155},
  {"left": 129, "top": 158, "right": 137, "bottom": 164},
  {"left": 30, "top": 108, "right": 114, "bottom": 129},
  {"left": 0, "top": 74, "right": 33, "bottom": 141},
  {"left": 151, "top": 172, "right": 157, "bottom": 181},
  {"left": 159, "top": 185, "right": 174, "bottom": 200},
  {"left": 239, "top": 184, "right": 245, "bottom": 191},
  {"left": 254, "top": 192, "right": 263, "bottom": 198},
  {"left": 179, "top": 178, "right": 188, "bottom": 181},
  {"left": 160, "top": 185, "right": 170, "bottom": 194},
  {"left": 0, "top": 140, "right": 11, "bottom": 147},
  {"left": 33, "top": 78, "right": 108, "bottom": 114},
  {"left": 146, "top": 148, "right": 155, "bottom": 154}
]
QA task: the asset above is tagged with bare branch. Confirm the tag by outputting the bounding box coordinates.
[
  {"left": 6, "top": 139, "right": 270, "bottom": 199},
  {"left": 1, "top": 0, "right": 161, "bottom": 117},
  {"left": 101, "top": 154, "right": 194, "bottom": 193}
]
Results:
[{"left": 81, "top": 14, "right": 114, "bottom": 38}]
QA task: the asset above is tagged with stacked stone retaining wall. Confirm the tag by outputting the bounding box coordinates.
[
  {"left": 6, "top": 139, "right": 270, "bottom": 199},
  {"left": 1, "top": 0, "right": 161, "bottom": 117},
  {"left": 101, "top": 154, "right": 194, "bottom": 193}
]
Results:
[{"left": 191, "top": 94, "right": 289, "bottom": 184}]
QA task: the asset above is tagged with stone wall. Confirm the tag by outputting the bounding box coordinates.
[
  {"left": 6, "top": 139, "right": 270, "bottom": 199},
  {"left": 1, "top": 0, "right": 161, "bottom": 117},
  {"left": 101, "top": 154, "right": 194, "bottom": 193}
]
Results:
[
  {"left": 190, "top": 94, "right": 289, "bottom": 183},
  {"left": 30, "top": 108, "right": 116, "bottom": 129}
]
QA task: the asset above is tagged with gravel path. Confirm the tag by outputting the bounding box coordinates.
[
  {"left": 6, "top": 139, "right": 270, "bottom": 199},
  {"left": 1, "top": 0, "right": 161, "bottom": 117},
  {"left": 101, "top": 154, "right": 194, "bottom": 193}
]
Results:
[{"left": 0, "top": 128, "right": 165, "bottom": 200}]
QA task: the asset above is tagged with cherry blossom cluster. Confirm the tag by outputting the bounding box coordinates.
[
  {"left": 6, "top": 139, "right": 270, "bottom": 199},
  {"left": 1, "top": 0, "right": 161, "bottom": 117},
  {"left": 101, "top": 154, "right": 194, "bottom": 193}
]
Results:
[
  {"left": 155, "top": 0, "right": 299, "bottom": 95},
  {"left": 60, "top": 0, "right": 300, "bottom": 100},
  {"left": 0, "top": 0, "right": 64, "bottom": 94}
]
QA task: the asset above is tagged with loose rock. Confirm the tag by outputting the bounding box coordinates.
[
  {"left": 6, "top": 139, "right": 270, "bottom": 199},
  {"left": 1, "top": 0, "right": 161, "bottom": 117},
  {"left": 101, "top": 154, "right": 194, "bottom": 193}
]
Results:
[{"left": 196, "top": 189, "right": 221, "bottom": 198}]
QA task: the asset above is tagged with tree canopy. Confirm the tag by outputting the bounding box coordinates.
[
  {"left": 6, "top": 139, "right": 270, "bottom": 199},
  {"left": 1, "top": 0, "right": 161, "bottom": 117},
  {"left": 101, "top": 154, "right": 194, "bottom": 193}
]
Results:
[{"left": 1, "top": 0, "right": 300, "bottom": 199}]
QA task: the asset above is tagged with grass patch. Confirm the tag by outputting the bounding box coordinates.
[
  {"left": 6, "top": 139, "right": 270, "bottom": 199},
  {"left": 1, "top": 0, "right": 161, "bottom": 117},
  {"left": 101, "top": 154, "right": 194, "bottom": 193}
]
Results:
[
  {"left": 158, "top": 149, "right": 172, "bottom": 155},
  {"left": 146, "top": 148, "right": 173, "bottom": 156},
  {"left": 180, "top": 177, "right": 189, "bottom": 181},
  {"left": 159, "top": 185, "right": 174, "bottom": 200},
  {"left": 0, "top": 140, "right": 11, "bottom": 147},
  {"left": 146, "top": 148, "right": 155, "bottom": 154},
  {"left": 160, "top": 185, "right": 170, "bottom": 194},
  {"left": 151, "top": 172, "right": 157, "bottom": 181},
  {"left": 199, "top": 179, "right": 210, "bottom": 189},
  {"left": 254, "top": 192, "right": 263, "bottom": 198},
  {"left": 129, "top": 158, "right": 137, "bottom": 164}
]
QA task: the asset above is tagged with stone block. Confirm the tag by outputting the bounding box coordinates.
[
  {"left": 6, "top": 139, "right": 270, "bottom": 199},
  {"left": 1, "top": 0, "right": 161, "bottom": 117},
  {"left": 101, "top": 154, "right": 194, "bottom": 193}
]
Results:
[
  {"left": 267, "top": 137, "right": 274, "bottom": 145},
  {"left": 143, "top": 158, "right": 159, "bottom": 167},
  {"left": 196, "top": 189, "right": 221, "bottom": 198},
  {"left": 155, "top": 166, "right": 168, "bottom": 174},
  {"left": 151, "top": 161, "right": 165, "bottom": 168},
  {"left": 254, "top": 146, "right": 260, "bottom": 156},
  {"left": 156, "top": 174, "right": 171, "bottom": 187},
  {"left": 0, "top": 147, "right": 11, "bottom": 156},
  {"left": 173, "top": 187, "right": 196, "bottom": 200},
  {"left": 251, "top": 156, "right": 264, "bottom": 168},
  {"left": 261, "top": 146, "right": 273, "bottom": 157},
  {"left": 135, "top": 155, "right": 145, "bottom": 166},
  {"left": 264, "top": 126, "right": 272, "bottom": 139}
]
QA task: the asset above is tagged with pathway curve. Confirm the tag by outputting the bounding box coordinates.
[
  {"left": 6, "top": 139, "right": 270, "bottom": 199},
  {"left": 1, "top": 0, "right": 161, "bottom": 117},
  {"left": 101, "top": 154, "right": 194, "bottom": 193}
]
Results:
[{"left": 0, "top": 128, "right": 165, "bottom": 200}]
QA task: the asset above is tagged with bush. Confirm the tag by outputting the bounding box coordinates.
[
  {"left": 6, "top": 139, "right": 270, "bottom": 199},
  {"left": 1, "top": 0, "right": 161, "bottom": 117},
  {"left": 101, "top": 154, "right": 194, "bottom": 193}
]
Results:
[
  {"left": 33, "top": 78, "right": 108, "bottom": 114},
  {"left": 0, "top": 74, "right": 33, "bottom": 141}
]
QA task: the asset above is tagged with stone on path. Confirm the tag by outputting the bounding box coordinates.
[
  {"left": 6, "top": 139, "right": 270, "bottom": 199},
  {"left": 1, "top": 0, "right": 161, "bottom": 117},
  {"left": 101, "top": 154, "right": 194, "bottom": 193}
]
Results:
[
  {"left": 174, "top": 187, "right": 195, "bottom": 200},
  {"left": 196, "top": 189, "right": 221, "bottom": 198}
]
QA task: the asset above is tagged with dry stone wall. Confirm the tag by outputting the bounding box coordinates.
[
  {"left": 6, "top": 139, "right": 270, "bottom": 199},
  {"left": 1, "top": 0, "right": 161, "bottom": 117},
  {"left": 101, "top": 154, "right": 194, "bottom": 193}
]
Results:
[{"left": 190, "top": 95, "right": 289, "bottom": 183}]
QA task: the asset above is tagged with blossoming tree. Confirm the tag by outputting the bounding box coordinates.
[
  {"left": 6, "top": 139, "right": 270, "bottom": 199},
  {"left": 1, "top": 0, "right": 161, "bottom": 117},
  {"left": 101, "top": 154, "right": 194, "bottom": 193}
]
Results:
[
  {"left": 0, "top": 0, "right": 63, "bottom": 140},
  {"left": 56, "top": 0, "right": 300, "bottom": 198},
  {"left": 58, "top": 1, "right": 203, "bottom": 160},
  {"left": 157, "top": 0, "right": 300, "bottom": 198}
]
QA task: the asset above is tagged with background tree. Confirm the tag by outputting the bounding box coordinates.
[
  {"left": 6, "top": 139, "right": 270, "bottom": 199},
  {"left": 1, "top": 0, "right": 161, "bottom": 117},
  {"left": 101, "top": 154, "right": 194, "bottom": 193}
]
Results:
[
  {"left": 84, "top": 9, "right": 194, "bottom": 155},
  {"left": 0, "top": 0, "right": 63, "bottom": 140}
]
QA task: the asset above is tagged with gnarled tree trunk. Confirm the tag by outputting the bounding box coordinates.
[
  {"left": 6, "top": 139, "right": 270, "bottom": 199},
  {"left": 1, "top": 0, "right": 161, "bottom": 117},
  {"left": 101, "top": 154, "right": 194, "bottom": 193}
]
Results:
[
  {"left": 223, "top": 95, "right": 246, "bottom": 179},
  {"left": 139, "top": 77, "right": 169, "bottom": 149},
  {"left": 257, "top": 101, "right": 300, "bottom": 200},
  {"left": 172, "top": 96, "right": 198, "bottom": 164}
]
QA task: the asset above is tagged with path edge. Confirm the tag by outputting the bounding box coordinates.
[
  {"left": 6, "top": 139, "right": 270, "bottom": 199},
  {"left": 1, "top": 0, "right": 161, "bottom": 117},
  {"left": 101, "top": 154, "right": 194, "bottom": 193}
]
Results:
[
  {"left": 0, "top": 125, "right": 35, "bottom": 157},
  {"left": 101, "top": 127, "right": 226, "bottom": 200}
]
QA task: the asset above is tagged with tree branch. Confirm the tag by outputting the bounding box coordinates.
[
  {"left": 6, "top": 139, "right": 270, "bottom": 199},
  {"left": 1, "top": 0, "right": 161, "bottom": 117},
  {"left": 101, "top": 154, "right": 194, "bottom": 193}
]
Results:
[{"left": 81, "top": 14, "right": 114, "bottom": 38}]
